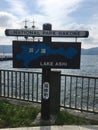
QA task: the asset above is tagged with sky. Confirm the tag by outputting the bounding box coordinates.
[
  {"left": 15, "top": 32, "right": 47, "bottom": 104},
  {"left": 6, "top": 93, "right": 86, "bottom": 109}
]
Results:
[{"left": 0, "top": 0, "right": 98, "bottom": 48}]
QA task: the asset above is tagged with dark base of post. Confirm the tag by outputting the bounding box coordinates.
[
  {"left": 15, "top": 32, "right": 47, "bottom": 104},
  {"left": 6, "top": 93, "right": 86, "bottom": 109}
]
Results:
[
  {"left": 41, "top": 99, "right": 50, "bottom": 120},
  {"left": 41, "top": 69, "right": 61, "bottom": 120},
  {"left": 49, "top": 71, "right": 61, "bottom": 115}
]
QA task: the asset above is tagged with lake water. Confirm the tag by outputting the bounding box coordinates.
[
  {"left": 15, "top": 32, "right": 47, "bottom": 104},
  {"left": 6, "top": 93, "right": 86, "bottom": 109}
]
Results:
[
  {"left": 0, "top": 55, "right": 98, "bottom": 76},
  {"left": 0, "top": 55, "right": 98, "bottom": 110}
]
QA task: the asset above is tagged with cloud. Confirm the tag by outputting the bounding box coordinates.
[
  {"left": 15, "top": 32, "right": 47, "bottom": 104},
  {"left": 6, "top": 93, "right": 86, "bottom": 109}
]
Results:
[
  {"left": 77, "top": 24, "right": 98, "bottom": 48},
  {"left": 36, "top": 0, "right": 83, "bottom": 28},
  {"left": 0, "top": 12, "right": 17, "bottom": 28},
  {"left": 5, "top": 0, "right": 28, "bottom": 17},
  {"left": 0, "top": 11, "right": 19, "bottom": 44},
  {"left": 2, "top": 0, "right": 84, "bottom": 29},
  {"left": 0, "top": 0, "right": 98, "bottom": 48}
]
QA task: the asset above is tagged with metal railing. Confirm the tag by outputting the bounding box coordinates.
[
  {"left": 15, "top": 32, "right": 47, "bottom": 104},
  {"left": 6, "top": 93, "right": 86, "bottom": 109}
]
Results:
[
  {"left": 0, "top": 69, "right": 98, "bottom": 114},
  {"left": 60, "top": 74, "right": 98, "bottom": 113},
  {"left": 0, "top": 69, "right": 42, "bottom": 103}
]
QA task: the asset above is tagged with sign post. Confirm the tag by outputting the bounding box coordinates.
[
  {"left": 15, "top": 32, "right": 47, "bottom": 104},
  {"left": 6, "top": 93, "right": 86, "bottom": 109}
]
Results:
[
  {"left": 41, "top": 23, "right": 52, "bottom": 120},
  {"left": 5, "top": 23, "right": 89, "bottom": 121}
]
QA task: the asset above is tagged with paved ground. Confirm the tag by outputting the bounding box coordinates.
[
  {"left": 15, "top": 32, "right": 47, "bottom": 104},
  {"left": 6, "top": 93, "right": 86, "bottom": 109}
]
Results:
[{"left": 0, "top": 126, "right": 98, "bottom": 130}]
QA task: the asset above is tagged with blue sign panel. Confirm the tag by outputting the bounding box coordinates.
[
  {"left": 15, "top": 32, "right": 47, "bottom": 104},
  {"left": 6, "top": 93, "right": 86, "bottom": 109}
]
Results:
[{"left": 13, "top": 41, "right": 81, "bottom": 69}]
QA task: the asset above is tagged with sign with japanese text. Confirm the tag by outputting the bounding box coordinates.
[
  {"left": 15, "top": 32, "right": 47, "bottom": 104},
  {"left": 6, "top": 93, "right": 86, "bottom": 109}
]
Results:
[
  {"left": 5, "top": 29, "right": 89, "bottom": 38},
  {"left": 13, "top": 41, "right": 81, "bottom": 69},
  {"left": 43, "top": 82, "right": 50, "bottom": 100}
]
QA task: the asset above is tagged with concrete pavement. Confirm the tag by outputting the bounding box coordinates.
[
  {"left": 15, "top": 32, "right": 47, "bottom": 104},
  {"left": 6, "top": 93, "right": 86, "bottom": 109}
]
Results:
[{"left": 0, "top": 126, "right": 98, "bottom": 130}]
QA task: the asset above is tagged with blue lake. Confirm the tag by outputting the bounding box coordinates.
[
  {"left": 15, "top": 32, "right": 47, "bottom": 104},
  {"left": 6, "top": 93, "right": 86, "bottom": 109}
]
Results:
[{"left": 0, "top": 55, "right": 98, "bottom": 76}]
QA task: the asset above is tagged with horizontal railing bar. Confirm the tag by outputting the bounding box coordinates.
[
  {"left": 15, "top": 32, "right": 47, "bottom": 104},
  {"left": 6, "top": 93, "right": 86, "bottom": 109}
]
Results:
[
  {"left": 0, "top": 96, "right": 41, "bottom": 104},
  {"left": 61, "top": 73, "right": 98, "bottom": 79},
  {"left": 60, "top": 105, "right": 98, "bottom": 114},
  {"left": 0, "top": 69, "right": 98, "bottom": 79},
  {"left": 0, "top": 69, "right": 42, "bottom": 74}
]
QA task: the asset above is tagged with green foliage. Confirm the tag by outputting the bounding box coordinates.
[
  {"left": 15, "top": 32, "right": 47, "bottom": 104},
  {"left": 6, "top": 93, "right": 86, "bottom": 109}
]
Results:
[
  {"left": 55, "top": 111, "right": 98, "bottom": 125},
  {"left": 0, "top": 99, "right": 97, "bottom": 128},
  {"left": 0, "top": 99, "right": 40, "bottom": 128}
]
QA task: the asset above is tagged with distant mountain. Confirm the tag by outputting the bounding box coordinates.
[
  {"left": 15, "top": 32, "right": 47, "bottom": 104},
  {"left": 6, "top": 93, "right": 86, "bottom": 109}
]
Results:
[
  {"left": 0, "top": 45, "right": 12, "bottom": 53},
  {"left": 81, "top": 47, "right": 98, "bottom": 55},
  {"left": 0, "top": 45, "right": 98, "bottom": 55}
]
